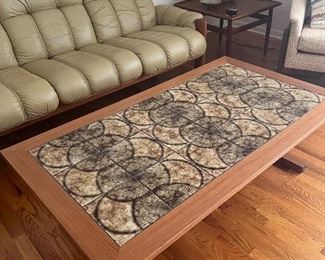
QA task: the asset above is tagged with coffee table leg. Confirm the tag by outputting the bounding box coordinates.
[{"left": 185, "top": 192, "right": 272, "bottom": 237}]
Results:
[
  {"left": 275, "top": 155, "right": 306, "bottom": 173},
  {"left": 264, "top": 9, "right": 273, "bottom": 56},
  {"left": 219, "top": 19, "right": 224, "bottom": 42},
  {"left": 226, "top": 20, "right": 232, "bottom": 56}
]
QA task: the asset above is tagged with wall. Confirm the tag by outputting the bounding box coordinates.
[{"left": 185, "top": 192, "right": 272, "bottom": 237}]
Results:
[{"left": 153, "top": 0, "right": 292, "bottom": 39}]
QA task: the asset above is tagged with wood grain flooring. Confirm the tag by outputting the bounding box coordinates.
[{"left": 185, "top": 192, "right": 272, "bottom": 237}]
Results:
[
  {"left": 1, "top": 31, "right": 325, "bottom": 259},
  {"left": 156, "top": 124, "right": 325, "bottom": 260}
]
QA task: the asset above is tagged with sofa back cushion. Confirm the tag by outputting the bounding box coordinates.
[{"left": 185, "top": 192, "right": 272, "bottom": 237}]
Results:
[
  {"left": 0, "top": 0, "right": 157, "bottom": 64},
  {"left": 32, "top": 9, "right": 75, "bottom": 58},
  {"left": 1, "top": 13, "right": 48, "bottom": 65},
  {"left": 0, "top": 0, "right": 97, "bottom": 64},
  {"left": 84, "top": 0, "right": 157, "bottom": 42},
  {"left": 0, "top": 24, "right": 18, "bottom": 70},
  {"left": 83, "top": 0, "right": 122, "bottom": 43},
  {"left": 109, "top": 0, "right": 143, "bottom": 35},
  {"left": 134, "top": 0, "right": 157, "bottom": 29},
  {"left": 60, "top": 2, "right": 97, "bottom": 49}
]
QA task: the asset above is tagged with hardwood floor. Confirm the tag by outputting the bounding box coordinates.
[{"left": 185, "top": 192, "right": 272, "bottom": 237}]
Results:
[
  {"left": 156, "top": 125, "right": 325, "bottom": 260},
  {"left": 1, "top": 31, "right": 325, "bottom": 259}
]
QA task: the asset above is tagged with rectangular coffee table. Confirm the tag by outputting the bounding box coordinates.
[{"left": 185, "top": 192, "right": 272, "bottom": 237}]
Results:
[{"left": 1, "top": 57, "right": 324, "bottom": 259}]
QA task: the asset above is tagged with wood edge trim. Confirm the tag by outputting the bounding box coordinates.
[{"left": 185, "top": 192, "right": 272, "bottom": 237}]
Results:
[{"left": 0, "top": 151, "right": 120, "bottom": 260}]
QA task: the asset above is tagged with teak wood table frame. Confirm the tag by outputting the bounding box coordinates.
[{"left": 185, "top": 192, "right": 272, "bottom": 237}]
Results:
[
  {"left": 1, "top": 57, "right": 324, "bottom": 260},
  {"left": 175, "top": 0, "right": 281, "bottom": 56}
]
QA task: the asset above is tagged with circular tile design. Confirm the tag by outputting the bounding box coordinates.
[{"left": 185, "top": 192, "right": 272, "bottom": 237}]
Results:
[{"left": 31, "top": 64, "right": 323, "bottom": 246}]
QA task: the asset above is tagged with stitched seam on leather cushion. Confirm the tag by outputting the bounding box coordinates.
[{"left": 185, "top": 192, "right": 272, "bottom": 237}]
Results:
[
  {"left": 130, "top": 36, "right": 170, "bottom": 66},
  {"left": 149, "top": 28, "right": 196, "bottom": 58},
  {"left": 52, "top": 57, "right": 92, "bottom": 95},
  {"left": 59, "top": 9, "right": 77, "bottom": 49},
  {"left": 108, "top": 2, "right": 123, "bottom": 37},
  {"left": 60, "top": 5, "right": 96, "bottom": 49},
  {"left": 83, "top": 45, "right": 141, "bottom": 83},
  {"left": 159, "top": 6, "right": 170, "bottom": 24},
  {"left": 118, "top": 36, "right": 168, "bottom": 67},
  {"left": 102, "top": 40, "right": 148, "bottom": 72},
  {"left": 0, "top": 25, "right": 18, "bottom": 68},
  {"left": 83, "top": 4, "right": 102, "bottom": 43},
  {"left": 178, "top": 11, "right": 189, "bottom": 27},
  {"left": 30, "top": 15, "right": 49, "bottom": 60},
  {"left": 109, "top": 1, "right": 125, "bottom": 36},
  {"left": 83, "top": 51, "right": 121, "bottom": 84},
  {"left": 133, "top": 0, "right": 145, "bottom": 30},
  {"left": 0, "top": 81, "right": 27, "bottom": 120},
  {"left": 127, "top": 32, "right": 189, "bottom": 66},
  {"left": 76, "top": 50, "right": 120, "bottom": 86},
  {"left": 35, "top": 59, "right": 92, "bottom": 97}
]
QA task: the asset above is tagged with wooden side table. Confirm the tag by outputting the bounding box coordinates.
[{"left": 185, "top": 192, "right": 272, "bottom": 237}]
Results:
[{"left": 175, "top": 0, "right": 281, "bottom": 56}]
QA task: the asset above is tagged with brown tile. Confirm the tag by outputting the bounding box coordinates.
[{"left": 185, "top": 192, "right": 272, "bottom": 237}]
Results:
[
  {"left": 84, "top": 180, "right": 171, "bottom": 246},
  {"left": 104, "top": 132, "right": 173, "bottom": 176},
  {"left": 53, "top": 158, "right": 131, "bottom": 206},
  {"left": 137, "top": 153, "right": 214, "bottom": 208}
]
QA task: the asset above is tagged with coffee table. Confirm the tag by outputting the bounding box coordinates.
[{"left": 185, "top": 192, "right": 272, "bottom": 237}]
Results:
[
  {"left": 175, "top": 0, "right": 282, "bottom": 56},
  {"left": 1, "top": 57, "right": 324, "bottom": 259}
]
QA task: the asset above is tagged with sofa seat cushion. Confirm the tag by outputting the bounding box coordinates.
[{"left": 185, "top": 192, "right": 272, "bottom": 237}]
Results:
[
  {"left": 53, "top": 51, "right": 120, "bottom": 93},
  {"left": 149, "top": 25, "right": 207, "bottom": 59},
  {"left": 127, "top": 30, "right": 189, "bottom": 67},
  {"left": 0, "top": 83, "right": 26, "bottom": 132},
  {"left": 104, "top": 37, "right": 168, "bottom": 75},
  {"left": 23, "top": 59, "right": 91, "bottom": 104},
  {"left": 298, "top": 25, "right": 325, "bottom": 55},
  {"left": 80, "top": 44, "right": 143, "bottom": 83},
  {"left": 0, "top": 67, "right": 59, "bottom": 120}
]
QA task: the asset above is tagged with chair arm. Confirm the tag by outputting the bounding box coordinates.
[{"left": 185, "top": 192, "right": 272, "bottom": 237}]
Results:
[
  {"left": 156, "top": 5, "right": 203, "bottom": 29},
  {"left": 289, "top": 0, "right": 308, "bottom": 38},
  {"left": 285, "top": 0, "right": 308, "bottom": 67}
]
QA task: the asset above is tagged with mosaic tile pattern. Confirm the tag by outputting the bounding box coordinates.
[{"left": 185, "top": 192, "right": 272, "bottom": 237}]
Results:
[{"left": 30, "top": 64, "right": 323, "bottom": 246}]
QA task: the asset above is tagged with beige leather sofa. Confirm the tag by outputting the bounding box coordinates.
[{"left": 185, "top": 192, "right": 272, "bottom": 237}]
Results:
[{"left": 0, "top": 0, "right": 207, "bottom": 134}]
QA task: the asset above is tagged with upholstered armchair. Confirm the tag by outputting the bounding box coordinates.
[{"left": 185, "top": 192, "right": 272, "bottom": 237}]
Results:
[{"left": 280, "top": 0, "right": 325, "bottom": 73}]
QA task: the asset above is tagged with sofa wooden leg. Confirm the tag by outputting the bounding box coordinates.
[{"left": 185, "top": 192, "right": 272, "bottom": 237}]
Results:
[
  {"left": 195, "top": 55, "right": 206, "bottom": 67},
  {"left": 195, "top": 18, "right": 208, "bottom": 67},
  {"left": 275, "top": 154, "right": 306, "bottom": 173}
]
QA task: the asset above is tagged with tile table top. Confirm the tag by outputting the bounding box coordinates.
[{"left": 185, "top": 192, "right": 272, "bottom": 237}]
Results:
[{"left": 30, "top": 64, "right": 323, "bottom": 246}]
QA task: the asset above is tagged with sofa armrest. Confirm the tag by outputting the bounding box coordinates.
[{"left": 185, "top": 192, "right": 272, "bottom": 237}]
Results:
[{"left": 156, "top": 5, "right": 203, "bottom": 29}]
